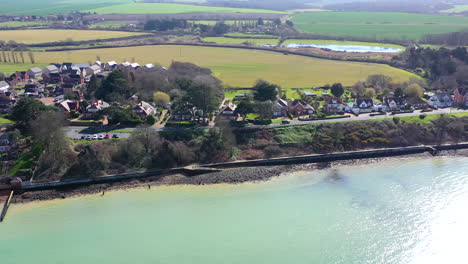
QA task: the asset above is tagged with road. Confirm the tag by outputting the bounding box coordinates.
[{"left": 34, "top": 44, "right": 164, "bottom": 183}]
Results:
[{"left": 65, "top": 108, "right": 467, "bottom": 139}]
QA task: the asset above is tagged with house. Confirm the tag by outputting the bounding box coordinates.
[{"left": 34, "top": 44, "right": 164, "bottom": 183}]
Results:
[
  {"left": 132, "top": 101, "right": 156, "bottom": 120},
  {"left": 355, "top": 98, "right": 374, "bottom": 113},
  {"left": 4, "top": 77, "right": 18, "bottom": 89},
  {"left": 130, "top": 63, "right": 140, "bottom": 69},
  {"left": 289, "top": 100, "right": 314, "bottom": 116},
  {"left": 406, "top": 97, "right": 429, "bottom": 110},
  {"left": 219, "top": 103, "right": 238, "bottom": 121},
  {"left": 0, "top": 92, "right": 16, "bottom": 114},
  {"left": 324, "top": 97, "right": 345, "bottom": 114},
  {"left": 272, "top": 99, "right": 289, "bottom": 117},
  {"left": 65, "top": 74, "right": 84, "bottom": 84},
  {"left": 0, "top": 132, "right": 16, "bottom": 153},
  {"left": 46, "top": 73, "right": 64, "bottom": 84},
  {"left": 105, "top": 61, "right": 118, "bottom": 71},
  {"left": 304, "top": 91, "right": 317, "bottom": 98},
  {"left": 85, "top": 65, "right": 101, "bottom": 77},
  {"left": 427, "top": 92, "right": 453, "bottom": 108},
  {"left": 10, "top": 71, "right": 29, "bottom": 83},
  {"left": 84, "top": 100, "right": 109, "bottom": 119},
  {"left": 75, "top": 63, "right": 90, "bottom": 73},
  {"left": 145, "top": 64, "right": 155, "bottom": 69},
  {"left": 27, "top": 67, "right": 42, "bottom": 79},
  {"left": 24, "top": 84, "right": 40, "bottom": 94},
  {"left": 0, "top": 81, "right": 10, "bottom": 92},
  {"left": 383, "top": 97, "right": 405, "bottom": 112},
  {"left": 454, "top": 88, "right": 468, "bottom": 107},
  {"left": 42, "top": 65, "right": 59, "bottom": 75},
  {"left": 56, "top": 99, "right": 80, "bottom": 115}
]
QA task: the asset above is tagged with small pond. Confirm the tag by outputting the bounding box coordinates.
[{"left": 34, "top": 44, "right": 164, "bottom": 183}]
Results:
[{"left": 284, "top": 43, "right": 402, "bottom": 53}]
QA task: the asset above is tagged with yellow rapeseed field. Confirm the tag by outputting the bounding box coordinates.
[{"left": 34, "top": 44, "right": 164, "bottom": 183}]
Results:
[
  {"left": 0, "top": 30, "right": 145, "bottom": 44},
  {"left": 33, "top": 45, "right": 418, "bottom": 88}
]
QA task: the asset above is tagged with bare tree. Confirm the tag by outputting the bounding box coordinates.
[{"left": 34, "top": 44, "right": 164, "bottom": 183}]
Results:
[{"left": 28, "top": 51, "right": 35, "bottom": 64}]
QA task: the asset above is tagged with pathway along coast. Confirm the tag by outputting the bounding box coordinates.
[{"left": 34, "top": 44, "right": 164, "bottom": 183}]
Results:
[{"left": 6, "top": 143, "right": 468, "bottom": 205}]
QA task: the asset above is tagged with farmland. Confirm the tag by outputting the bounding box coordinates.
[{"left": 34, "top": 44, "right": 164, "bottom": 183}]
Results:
[
  {"left": 0, "top": 21, "right": 49, "bottom": 28},
  {"left": 87, "top": 3, "right": 288, "bottom": 14},
  {"left": 292, "top": 12, "right": 468, "bottom": 40},
  {"left": 0, "top": 63, "right": 48, "bottom": 75},
  {"left": 0, "top": 30, "right": 145, "bottom": 44},
  {"left": 28, "top": 45, "right": 418, "bottom": 88},
  {"left": 441, "top": 5, "right": 468, "bottom": 13},
  {"left": 190, "top": 20, "right": 273, "bottom": 26},
  {"left": 0, "top": 0, "right": 130, "bottom": 15},
  {"left": 282, "top": 39, "right": 405, "bottom": 49},
  {"left": 203, "top": 37, "right": 279, "bottom": 46}
]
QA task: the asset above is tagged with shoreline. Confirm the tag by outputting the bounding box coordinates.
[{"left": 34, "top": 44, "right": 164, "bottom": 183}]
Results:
[{"left": 12, "top": 150, "right": 468, "bottom": 205}]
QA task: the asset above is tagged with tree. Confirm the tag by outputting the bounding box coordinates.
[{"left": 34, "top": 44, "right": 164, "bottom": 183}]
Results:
[
  {"left": 10, "top": 98, "right": 53, "bottom": 132},
  {"left": 185, "top": 78, "right": 222, "bottom": 122},
  {"left": 331, "top": 83, "right": 345, "bottom": 98},
  {"left": 405, "top": 83, "right": 424, "bottom": 98},
  {"left": 253, "top": 80, "right": 279, "bottom": 101},
  {"left": 365, "top": 88, "right": 376, "bottom": 98},
  {"left": 366, "top": 75, "right": 393, "bottom": 92},
  {"left": 255, "top": 101, "right": 273, "bottom": 120},
  {"left": 28, "top": 51, "right": 35, "bottom": 64},
  {"left": 351, "top": 81, "right": 366, "bottom": 98},
  {"left": 146, "top": 115, "right": 156, "bottom": 125},
  {"left": 394, "top": 87, "right": 405, "bottom": 97},
  {"left": 0, "top": 72, "right": 4, "bottom": 81},
  {"left": 234, "top": 101, "right": 254, "bottom": 120},
  {"left": 257, "top": 18, "right": 264, "bottom": 26},
  {"left": 95, "top": 70, "right": 133, "bottom": 102},
  {"left": 86, "top": 74, "right": 100, "bottom": 100},
  {"left": 153, "top": 91, "right": 170, "bottom": 107},
  {"left": 213, "top": 22, "right": 229, "bottom": 35},
  {"left": 273, "top": 18, "right": 281, "bottom": 26}
]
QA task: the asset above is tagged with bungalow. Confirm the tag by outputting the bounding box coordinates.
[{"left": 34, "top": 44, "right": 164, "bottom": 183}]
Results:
[
  {"left": 383, "top": 97, "right": 405, "bottom": 112},
  {"left": 289, "top": 99, "right": 314, "bottom": 116},
  {"left": 132, "top": 101, "right": 156, "bottom": 120},
  {"left": 272, "top": 99, "right": 289, "bottom": 117},
  {"left": 454, "top": 88, "right": 468, "bottom": 107},
  {"left": 0, "top": 132, "right": 17, "bottom": 153},
  {"left": 406, "top": 97, "right": 429, "bottom": 110},
  {"left": 304, "top": 91, "right": 317, "bottom": 98},
  {"left": 427, "top": 92, "right": 453, "bottom": 108},
  {"left": 56, "top": 99, "right": 80, "bottom": 115},
  {"left": 324, "top": 97, "right": 345, "bottom": 114},
  {"left": 355, "top": 98, "right": 374, "bottom": 113},
  {"left": 84, "top": 100, "right": 109, "bottom": 119},
  {"left": 27, "top": 67, "right": 42, "bottom": 79},
  {"left": 0, "top": 81, "right": 10, "bottom": 92},
  {"left": 219, "top": 103, "right": 238, "bottom": 121},
  {"left": 42, "top": 65, "right": 59, "bottom": 75},
  {"left": 85, "top": 65, "right": 102, "bottom": 77}
]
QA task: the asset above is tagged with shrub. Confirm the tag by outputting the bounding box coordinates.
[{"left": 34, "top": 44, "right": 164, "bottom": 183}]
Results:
[
  {"left": 393, "top": 117, "right": 400, "bottom": 124},
  {"left": 419, "top": 114, "right": 427, "bottom": 120}
]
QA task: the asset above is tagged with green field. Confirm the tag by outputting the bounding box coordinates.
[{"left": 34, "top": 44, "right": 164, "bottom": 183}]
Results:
[
  {"left": 282, "top": 39, "right": 405, "bottom": 49},
  {"left": 441, "top": 5, "right": 468, "bottom": 13},
  {"left": 26, "top": 45, "right": 418, "bottom": 88},
  {"left": 292, "top": 12, "right": 468, "bottom": 40},
  {"left": 0, "top": 63, "right": 48, "bottom": 75},
  {"left": 223, "top": 33, "right": 278, "bottom": 38},
  {"left": 89, "top": 21, "right": 137, "bottom": 29},
  {"left": 0, "top": 21, "right": 49, "bottom": 28},
  {"left": 0, "top": 0, "right": 130, "bottom": 15},
  {"left": 203, "top": 37, "right": 279, "bottom": 46},
  {"left": 87, "top": 3, "right": 288, "bottom": 14},
  {"left": 190, "top": 20, "right": 273, "bottom": 26},
  {"left": 0, "top": 29, "right": 145, "bottom": 44}
]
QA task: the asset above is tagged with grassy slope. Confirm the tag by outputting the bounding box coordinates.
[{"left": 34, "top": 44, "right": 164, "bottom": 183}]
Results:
[
  {"left": 203, "top": 37, "right": 279, "bottom": 46},
  {"left": 282, "top": 39, "right": 405, "bottom": 49},
  {"left": 0, "top": 0, "right": 130, "bottom": 15},
  {"left": 0, "top": 30, "right": 145, "bottom": 44},
  {"left": 292, "top": 12, "right": 468, "bottom": 40},
  {"left": 88, "top": 3, "right": 288, "bottom": 14},
  {"left": 441, "top": 5, "right": 468, "bottom": 13},
  {"left": 30, "top": 45, "right": 418, "bottom": 88}
]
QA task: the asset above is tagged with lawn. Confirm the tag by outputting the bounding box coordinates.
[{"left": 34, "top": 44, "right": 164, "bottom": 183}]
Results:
[
  {"left": 292, "top": 12, "right": 468, "bottom": 40},
  {"left": 203, "top": 37, "right": 279, "bottom": 46},
  {"left": 224, "top": 89, "right": 252, "bottom": 98},
  {"left": 282, "top": 39, "right": 405, "bottom": 49},
  {"left": 0, "top": 63, "right": 48, "bottom": 75},
  {"left": 0, "top": 117, "right": 14, "bottom": 124},
  {"left": 28, "top": 45, "right": 418, "bottom": 88},
  {"left": 87, "top": 3, "right": 288, "bottom": 14},
  {"left": 0, "top": 0, "right": 131, "bottom": 15},
  {"left": 0, "top": 30, "right": 145, "bottom": 44},
  {"left": 440, "top": 5, "right": 468, "bottom": 13}
]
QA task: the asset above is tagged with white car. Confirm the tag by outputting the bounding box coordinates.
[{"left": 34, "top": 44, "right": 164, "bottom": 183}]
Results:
[
  {"left": 92, "top": 134, "right": 99, "bottom": 140},
  {"left": 98, "top": 134, "right": 105, "bottom": 140}
]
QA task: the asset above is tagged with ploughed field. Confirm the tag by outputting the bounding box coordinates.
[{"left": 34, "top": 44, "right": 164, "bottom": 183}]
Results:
[
  {"left": 0, "top": 30, "right": 145, "bottom": 44},
  {"left": 292, "top": 12, "right": 468, "bottom": 40},
  {"left": 31, "top": 45, "right": 418, "bottom": 88},
  {"left": 86, "top": 3, "right": 288, "bottom": 14}
]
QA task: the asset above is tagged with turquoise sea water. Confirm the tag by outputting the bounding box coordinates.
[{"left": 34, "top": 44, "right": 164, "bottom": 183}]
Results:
[{"left": 1, "top": 157, "right": 468, "bottom": 264}]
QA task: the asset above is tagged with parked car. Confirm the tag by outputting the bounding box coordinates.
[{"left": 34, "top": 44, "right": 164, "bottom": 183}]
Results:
[
  {"left": 92, "top": 134, "right": 98, "bottom": 140},
  {"left": 80, "top": 135, "right": 85, "bottom": 140},
  {"left": 85, "top": 135, "right": 92, "bottom": 140},
  {"left": 104, "top": 134, "right": 110, "bottom": 139},
  {"left": 98, "top": 134, "right": 105, "bottom": 140},
  {"left": 112, "top": 134, "right": 119, "bottom": 139},
  {"left": 282, "top": 119, "right": 290, "bottom": 125}
]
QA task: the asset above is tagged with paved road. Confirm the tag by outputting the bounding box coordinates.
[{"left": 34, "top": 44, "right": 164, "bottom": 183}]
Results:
[{"left": 65, "top": 108, "right": 468, "bottom": 139}]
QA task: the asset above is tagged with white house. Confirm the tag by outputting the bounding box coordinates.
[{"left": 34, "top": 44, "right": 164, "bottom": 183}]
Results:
[
  {"left": 428, "top": 92, "right": 453, "bottom": 108},
  {"left": 42, "top": 65, "right": 59, "bottom": 75},
  {"left": 85, "top": 65, "right": 102, "bottom": 77},
  {"left": 0, "top": 81, "right": 10, "bottom": 92}
]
